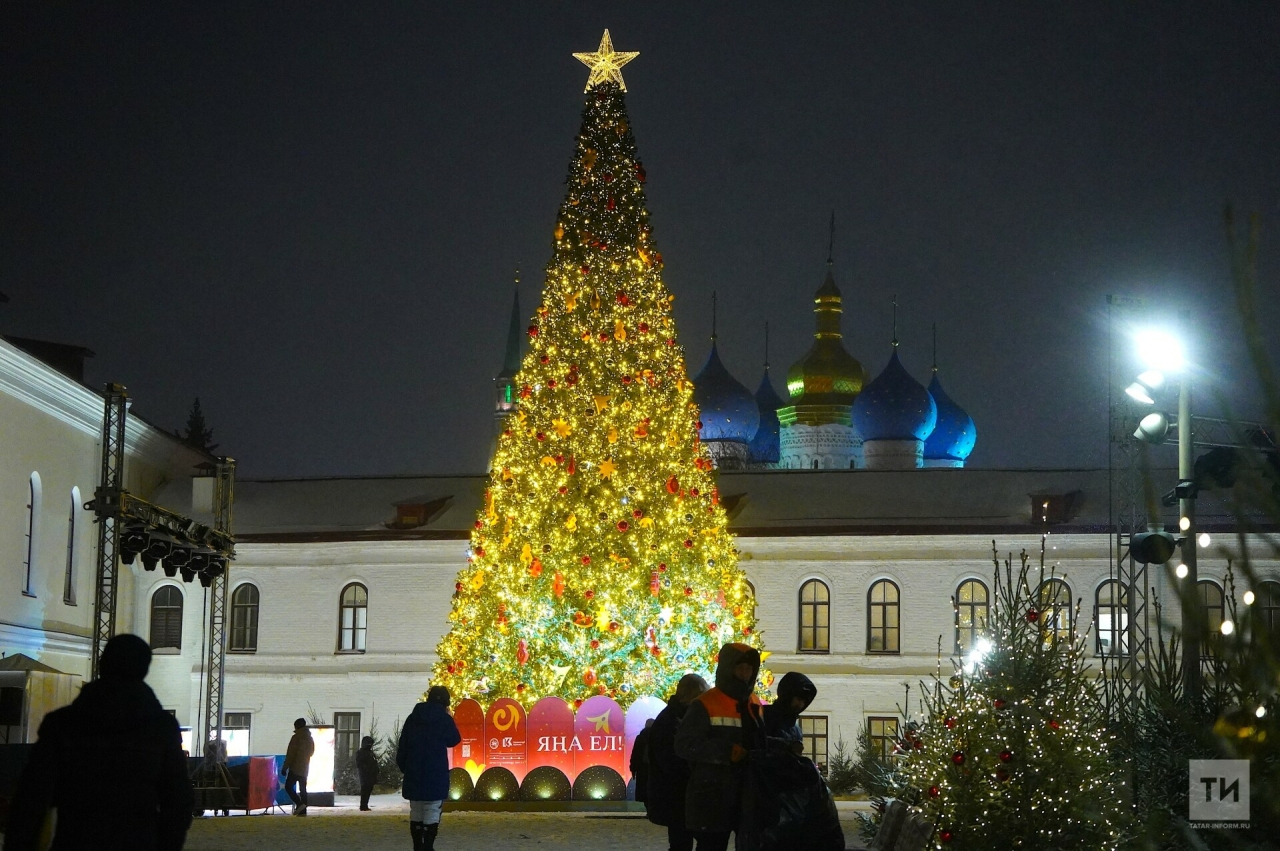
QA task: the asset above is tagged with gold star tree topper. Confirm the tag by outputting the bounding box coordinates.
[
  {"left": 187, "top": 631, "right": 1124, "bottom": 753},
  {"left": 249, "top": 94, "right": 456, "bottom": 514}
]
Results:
[{"left": 573, "top": 29, "right": 639, "bottom": 92}]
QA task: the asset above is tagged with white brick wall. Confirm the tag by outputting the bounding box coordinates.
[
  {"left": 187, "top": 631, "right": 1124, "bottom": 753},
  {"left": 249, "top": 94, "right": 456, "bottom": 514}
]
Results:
[{"left": 136, "top": 530, "right": 1278, "bottom": 760}]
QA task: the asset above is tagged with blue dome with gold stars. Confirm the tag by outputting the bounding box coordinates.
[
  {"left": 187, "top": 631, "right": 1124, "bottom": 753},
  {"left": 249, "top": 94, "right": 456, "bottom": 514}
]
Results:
[
  {"left": 852, "top": 350, "right": 938, "bottom": 442},
  {"left": 748, "top": 369, "right": 784, "bottom": 464},
  {"left": 923, "top": 373, "right": 976, "bottom": 461},
  {"left": 693, "top": 342, "right": 760, "bottom": 444}
]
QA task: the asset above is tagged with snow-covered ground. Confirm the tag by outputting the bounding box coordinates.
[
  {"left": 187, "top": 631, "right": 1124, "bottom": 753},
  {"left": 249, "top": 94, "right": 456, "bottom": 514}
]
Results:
[{"left": 183, "top": 795, "right": 871, "bottom": 850}]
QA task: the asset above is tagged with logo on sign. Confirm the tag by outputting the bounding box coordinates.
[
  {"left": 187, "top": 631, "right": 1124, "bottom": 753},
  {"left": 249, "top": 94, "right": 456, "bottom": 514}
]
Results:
[
  {"left": 1189, "top": 759, "right": 1250, "bottom": 827},
  {"left": 492, "top": 705, "right": 521, "bottom": 733}
]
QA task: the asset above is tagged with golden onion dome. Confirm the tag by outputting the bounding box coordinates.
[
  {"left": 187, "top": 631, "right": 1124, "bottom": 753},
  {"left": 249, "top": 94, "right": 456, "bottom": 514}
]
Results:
[{"left": 778, "top": 265, "right": 868, "bottom": 427}]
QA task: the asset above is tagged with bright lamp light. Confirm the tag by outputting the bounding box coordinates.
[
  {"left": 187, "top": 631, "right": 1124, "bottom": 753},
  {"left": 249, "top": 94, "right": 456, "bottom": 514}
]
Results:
[
  {"left": 1135, "top": 329, "right": 1185, "bottom": 373},
  {"left": 1243, "top": 590, "right": 1256, "bottom": 606},
  {"left": 1220, "top": 619, "right": 1234, "bottom": 636},
  {"left": 1175, "top": 563, "right": 1188, "bottom": 579},
  {"left": 1198, "top": 532, "right": 1211, "bottom": 547}
]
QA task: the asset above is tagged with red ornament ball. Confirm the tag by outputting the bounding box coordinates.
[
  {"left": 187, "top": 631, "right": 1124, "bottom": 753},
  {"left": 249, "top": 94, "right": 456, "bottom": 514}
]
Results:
[
  {"left": 658, "top": 563, "right": 667, "bottom": 572},
  {"left": 558, "top": 485, "right": 568, "bottom": 495},
  {"left": 928, "top": 785, "right": 940, "bottom": 798},
  {"left": 638, "top": 322, "right": 649, "bottom": 333},
  {"left": 994, "top": 698, "right": 1006, "bottom": 710},
  {"left": 584, "top": 590, "right": 594, "bottom": 599},
  {"left": 454, "top": 582, "right": 463, "bottom": 593},
  {"left": 707, "top": 623, "right": 717, "bottom": 632},
  {"left": 1026, "top": 608, "right": 1040, "bottom": 623},
  {"left": 951, "top": 751, "right": 965, "bottom": 765},
  {"left": 632, "top": 509, "right": 643, "bottom": 518},
  {"left": 539, "top": 354, "right": 549, "bottom": 364},
  {"left": 474, "top": 520, "right": 484, "bottom": 530},
  {"left": 527, "top": 325, "right": 539, "bottom": 337},
  {"left": 617, "top": 520, "right": 629, "bottom": 531},
  {"left": 683, "top": 586, "right": 693, "bottom": 596},
  {"left": 683, "top": 538, "right": 694, "bottom": 548},
  {"left": 536, "top": 432, "right": 547, "bottom": 441},
  {"left": 590, "top": 640, "right": 600, "bottom": 649},
  {"left": 944, "top": 717, "right": 956, "bottom": 729},
  {"left": 999, "top": 750, "right": 1012, "bottom": 763},
  {"left": 996, "top": 767, "right": 1010, "bottom": 782},
  {"left": 599, "top": 332, "right": 609, "bottom": 341},
  {"left": 581, "top": 555, "right": 591, "bottom": 565},
  {"left": 940, "top": 830, "right": 953, "bottom": 844},
  {"left": 1049, "top": 720, "right": 1060, "bottom": 730}
]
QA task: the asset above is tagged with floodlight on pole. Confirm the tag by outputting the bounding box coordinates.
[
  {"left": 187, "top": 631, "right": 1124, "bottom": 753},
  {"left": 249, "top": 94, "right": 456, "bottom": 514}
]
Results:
[
  {"left": 1175, "top": 563, "right": 1189, "bottom": 579},
  {"left": 1125, "top": 370, "right": 1166, "bottom": 405},
  {"left": 1135, "top": 328, "right": 1185, "bottom": 373},
  {"left": 1134, "top": 412, "right": 1172, "bottom": 444}
]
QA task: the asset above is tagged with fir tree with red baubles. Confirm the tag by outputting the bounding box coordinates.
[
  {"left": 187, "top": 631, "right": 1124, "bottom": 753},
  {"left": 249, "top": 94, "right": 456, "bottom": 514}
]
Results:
[{"left": 902, "top": 541, "right": 1132, "bottom": 849}]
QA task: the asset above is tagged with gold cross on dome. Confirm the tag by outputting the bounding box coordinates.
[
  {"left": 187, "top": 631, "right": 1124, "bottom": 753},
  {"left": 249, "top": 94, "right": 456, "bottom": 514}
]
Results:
[{"left": 573, "top": 29, "right": 639, "bottom": 92}]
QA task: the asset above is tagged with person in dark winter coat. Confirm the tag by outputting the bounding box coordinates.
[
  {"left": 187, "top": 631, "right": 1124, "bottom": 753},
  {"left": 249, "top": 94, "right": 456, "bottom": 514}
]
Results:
[
  {"left": 281, "top": 718, "right": 315, "bottom": 815},
  {"left": 630, "top": 718, "right": 654, "bottom": 804},
  {"left": 5, "top": 634, "right": 194, "bottom": 851},
  {"left": 762, "top": 672, "right": 817, "bottom": 756},
  {"left": 356, "top": 735, "right": 379, "bottom": 811},
  {"left": 646, "top": 674, "right": 710, "bottom": 851},
  {"left": 675, "top": 643, "right": 764, "bottom": 851},
  {"left": 396, "top": 686, "right": 461, "bottom": 851}
]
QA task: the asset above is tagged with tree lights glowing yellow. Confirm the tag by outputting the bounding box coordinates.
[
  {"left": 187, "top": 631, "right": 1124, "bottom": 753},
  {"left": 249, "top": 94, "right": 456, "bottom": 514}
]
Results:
[
  {"left": 902, "top": 542, "right": 1130, "bottom": 849},
  {"left": 432, "top": 37, "right": 765, "bottom": 708}
]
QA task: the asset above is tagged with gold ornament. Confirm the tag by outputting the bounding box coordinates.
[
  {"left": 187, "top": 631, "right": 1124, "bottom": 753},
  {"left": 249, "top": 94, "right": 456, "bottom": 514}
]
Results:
[
  {"left": 598, "top": 459, "right": 618, "bottom": 478},
  {"left": 573, "top": 29, "right": 639, "bottom": 92}
]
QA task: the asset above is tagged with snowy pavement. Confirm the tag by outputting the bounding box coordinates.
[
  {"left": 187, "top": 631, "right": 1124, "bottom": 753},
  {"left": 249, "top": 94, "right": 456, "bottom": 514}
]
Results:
[{"left": 183, "top": 794, "right": 872, "bottom": 850}]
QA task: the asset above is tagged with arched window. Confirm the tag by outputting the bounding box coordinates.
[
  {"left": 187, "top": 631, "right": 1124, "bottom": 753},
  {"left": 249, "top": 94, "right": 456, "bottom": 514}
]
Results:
[
  {"left": 1095, "top": 580, "right": 1128, "bottom": 656},
  {"left": 64, "top": 487, "right": 80, "bottom": 605},
  {"left": 23, "top": 472, "right": 42, "bottom": 597},
  {"left": 338, "top": 583, "right": 368, "bottom": 652},
  {"left": 230, "top": 584, "right": 260, "bottom": 652},
  {"left": 1258, "top": 581, "right": 1280, "bottom": 650},
  {"left": 1198, "top": 580, "right": 1224, "bottom": 658},
  {"left": 150, "top": 585, "right": 184, "bottom": 651},
  {"left": 1036, "top": 579, "right": 1073, "bottom": 644},
  {"left": 867, "top": 579, "right": 900, "bottom": 654},
  {"left": 811, "top": 459, "right": 820, "bottom": 470},
  {"left": 954, "top": 579, "right": 989, "bottom": 654},
  {"left": 798, "top": 579, "right": 830, "bottom": 653}
]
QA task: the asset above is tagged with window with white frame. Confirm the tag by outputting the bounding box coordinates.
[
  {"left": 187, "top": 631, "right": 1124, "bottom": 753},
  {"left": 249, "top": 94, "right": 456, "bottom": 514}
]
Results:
[
  {"left": 1095, "top": 580, "right": 1128, "bottom": 656},
  {"left": 338, "top": 583, "right": 368, "bottom": 652},
  {"left": 150, "top": 585, "right": 183, "bottom": 650},
  {"left": 955, "top": 579, "right": 989, "bottom": 654},
  {"left": 230, "top": 583, "right": 260, "bottom": 652},
  {"left": 798, "top": 579, "right": 830, "bottom": 653},
  {"left": 64, "top": 487, "right": 80, "bottom": 605},
  {"left": 867, "top": 579, "right": 900, "bottom": 654}
]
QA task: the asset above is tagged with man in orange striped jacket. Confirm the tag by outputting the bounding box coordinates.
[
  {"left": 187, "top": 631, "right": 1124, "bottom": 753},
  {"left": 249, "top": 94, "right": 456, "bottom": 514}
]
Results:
[{"left": 674, "top": 642, "right": 763, "bottom": 851}]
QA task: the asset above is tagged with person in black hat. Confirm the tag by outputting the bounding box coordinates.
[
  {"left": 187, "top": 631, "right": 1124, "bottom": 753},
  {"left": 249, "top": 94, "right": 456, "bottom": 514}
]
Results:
[{"left": 5, "top": 633, "right": 194, "bottom": 851}]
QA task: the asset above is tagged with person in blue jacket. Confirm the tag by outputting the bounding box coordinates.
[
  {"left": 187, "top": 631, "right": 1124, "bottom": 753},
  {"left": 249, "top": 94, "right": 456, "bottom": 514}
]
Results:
[{"left": 396, "top": 685, "right": 461, "bottom": 851}]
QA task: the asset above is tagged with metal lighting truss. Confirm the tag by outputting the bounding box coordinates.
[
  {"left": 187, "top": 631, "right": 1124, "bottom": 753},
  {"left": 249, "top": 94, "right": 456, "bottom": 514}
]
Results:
[
  {"left": 200, "top": 459, "right": 235, "bottom": 756},
  {"left": 90, "top": 384, "right": 129, "bottom": 680},
  {"left": 87, "top": 385, "right": 236, "bottom": 753}
]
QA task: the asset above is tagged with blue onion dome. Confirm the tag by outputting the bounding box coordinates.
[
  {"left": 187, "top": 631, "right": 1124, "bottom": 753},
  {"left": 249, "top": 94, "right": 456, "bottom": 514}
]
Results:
[
  {"left": 924, "top": 373, "right": 976, "bottom": 461},
  {"left": 852, "top": 349, "right": 938, "bottom": 441},
  {"left": 748, "top": 369, "right": 784, "bottom": 464},
  {"left": 693, "top": 341, "right": 760, "bottom": 443}
]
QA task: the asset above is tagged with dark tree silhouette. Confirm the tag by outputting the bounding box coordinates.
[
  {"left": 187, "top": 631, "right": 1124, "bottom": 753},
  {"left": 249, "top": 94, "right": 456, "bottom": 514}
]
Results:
[{"left": 181, "top": 398, "right": 217, "bottom": 453}]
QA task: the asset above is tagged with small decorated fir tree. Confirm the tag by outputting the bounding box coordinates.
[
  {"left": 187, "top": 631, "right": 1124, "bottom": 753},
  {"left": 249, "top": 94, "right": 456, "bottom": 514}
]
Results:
[
  {"left": 902, "top": 541, "right": 1131, "bottom": 849},
  {"left": 433, "top": 32, "right": 765, "bottom": 707}
]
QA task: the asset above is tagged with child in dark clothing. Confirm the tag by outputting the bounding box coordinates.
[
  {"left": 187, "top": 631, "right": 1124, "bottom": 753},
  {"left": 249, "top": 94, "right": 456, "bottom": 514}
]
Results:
[{"left": 356, "top": 735, "right": 379, "bottom": 811}]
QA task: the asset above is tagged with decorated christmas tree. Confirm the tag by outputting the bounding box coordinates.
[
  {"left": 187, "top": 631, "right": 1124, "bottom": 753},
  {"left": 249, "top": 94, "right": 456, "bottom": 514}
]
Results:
[
  {"left": 433, "top": 31, "right": 765, "bottom": 708},
  {"left": 902, "top": 542, "right": 1131, "bottom": 849}
]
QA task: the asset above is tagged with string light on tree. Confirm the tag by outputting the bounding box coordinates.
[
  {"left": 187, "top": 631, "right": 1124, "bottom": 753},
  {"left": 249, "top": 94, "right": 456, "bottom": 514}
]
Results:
[
  {"left": 433, "top": 32, "right": 767, "bottom": 708},
  {"left": 902, "top": 540, "right": 1131, "bottom": 849}
]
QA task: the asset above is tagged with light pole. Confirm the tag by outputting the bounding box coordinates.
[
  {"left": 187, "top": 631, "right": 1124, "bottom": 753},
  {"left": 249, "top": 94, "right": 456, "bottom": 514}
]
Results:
[{"left": 1176, "top": 359, "right": 1200, "bottom": 702}]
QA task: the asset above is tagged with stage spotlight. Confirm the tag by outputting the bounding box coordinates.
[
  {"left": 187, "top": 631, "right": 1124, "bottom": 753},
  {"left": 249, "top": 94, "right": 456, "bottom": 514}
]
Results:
[
  {"left": 139, "top": 533, "right": 173, "bottom": 572},
  {"left": 119, "top": 524, "right": 148, "bottom": 565}
]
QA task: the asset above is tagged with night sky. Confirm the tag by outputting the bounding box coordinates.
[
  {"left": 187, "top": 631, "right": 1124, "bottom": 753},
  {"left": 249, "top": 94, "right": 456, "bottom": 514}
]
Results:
[{"left": 3, "top": 3, "right": 1278, "bottom": 478}]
